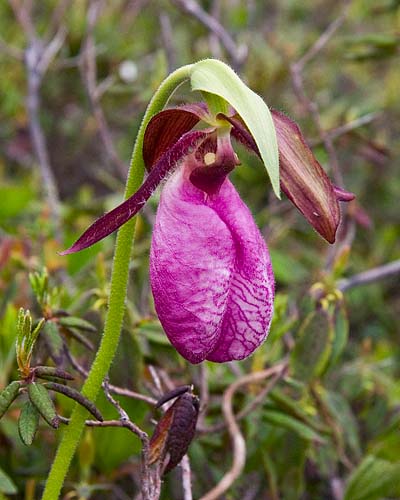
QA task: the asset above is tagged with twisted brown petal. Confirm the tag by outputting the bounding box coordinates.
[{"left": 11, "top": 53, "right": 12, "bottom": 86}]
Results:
[{"left": 226, "top": 111, "right": 354, "bottom": 243}]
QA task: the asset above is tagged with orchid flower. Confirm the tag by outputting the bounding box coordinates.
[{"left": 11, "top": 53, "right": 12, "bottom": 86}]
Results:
[{"left": 61, "top": 61, "right": 354, "bottom": 364}]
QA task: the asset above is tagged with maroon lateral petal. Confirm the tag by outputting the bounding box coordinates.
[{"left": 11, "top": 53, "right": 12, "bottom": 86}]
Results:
[
  {"left": 60, "top": 130, "right": 208, "bottom": 255},
  {"left": 226, "top": 111, "right": 345, "bottom": 244},
  {"left": 143, "top": 103, "right": 210, "bottom": 171},
  {"left": 272, "top": 110, "right": 341, "bottom": 243}
]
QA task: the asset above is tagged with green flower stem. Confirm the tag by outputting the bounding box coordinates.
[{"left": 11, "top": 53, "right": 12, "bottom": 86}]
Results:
[{"left": 42, "top": 64, "right": 194, "bottom": 500}]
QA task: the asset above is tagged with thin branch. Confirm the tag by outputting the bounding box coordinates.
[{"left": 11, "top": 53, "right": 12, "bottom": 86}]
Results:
[
  {"left": 337, "top": 259, "right": 400, "bottom": 292},
  {"left": 9, "top": 0, "right": 66, "bottom": 242},
  {"left": 9, "top": 0, "right": 36, "bottom": 39},
  {"left": 295, "top": 3, "right": 351, "bottom": 69},
  {"left": 181, "top": 454, "right": 193, "bottom": 500},
  {"left": 199, "top": 363, "right": 288, "bottom": 500},
  {"left": 208, "top": 0, "right": 222, "bottom": 59},
  {"left": 48, "top": 0, "right": 71, "bottom": 41},
  {"left": 172, "top": 0, "right": 247, "bottom": 70},
  {"left": 290, "top": 0, "right": 352, "bottom": 188},
  {"left": 197, "top": 363, "right": 209, "bottom": 428},
  {"left": 60, "top": 409, "right": 157, "bottom": 499},
  {"left": 80, "top": 0, "right": 127, "bottom": 180},
  {"left": 65, "top": 349, "right": 157, "bottom": 405},
  {"left": 309, "top": 112, "right": 381, "bottom": 147},
  {"left": 159, "top": 12, "right": 177, "bottom": 72},
  {"left": 103, "top": 378, "right": 153, "bottom": 500},
  {"left": 198, "top": 365, "right": 284, "bottom": 434},
  {"left": 289, "top": 1, "right": 355, "bottom": 273},
  {"left": 148, "top": 364, "right": 165, "bottom": 396},
  {"left": 330, "top": 477, "right": 345, "bottom": 500}
]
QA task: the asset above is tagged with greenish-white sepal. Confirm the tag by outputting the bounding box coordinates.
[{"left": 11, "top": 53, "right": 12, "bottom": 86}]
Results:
[
  {"left": 190, "top": 59, "right": 280, "bottom": 198},
  {"left": 201, "top": 91, "right": 229, "bottom": 118}
]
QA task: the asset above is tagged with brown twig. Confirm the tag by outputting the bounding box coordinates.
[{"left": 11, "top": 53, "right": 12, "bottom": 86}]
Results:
[
  {"left": 172, "top": 0, "right": 247, "bottom": 70},
  {"left": 9, "top": 0, "right": 66, "bottom": 242},
  {"left": 330, "top": 477, "right": 345, "bottom": 500},
  {"left": 199, "top": 362, "right": 288, "bottom": 500},
  {"left": 148, "top": 364, "right": 165, "bottom": 395},
  {"left": 337, "top": 259, "right": 400, "bottom": 292},
  {"left": 197, "top": 363, "right": 209, "bottom": 428},
  {"left": 208, "top": 0, "right": 222, "bottom": 59},
  {"left": 295, "top": 4, "right": 351, "bottom": 70},
  {"left": 309, "top": 112, "right": 381, "bottom": 147},
  {"left": 159, "top": 11, "right": 177, "bottom": 72},
  {"left": 60, "top": 411, "right": 159, "bottom": 500},
  {"left": 102, "top": 379, "right": 156, "bottom": 500},
  {"left": 290, "top": 2, "right": 350, "bottom": 188},
  {"left": 289, "top": 1, "right": 355, "bottom": 273},
  {"left": 181, "top": 454, "right": 193, "bottom": 500},
  {"left": 198, "top": 364, "right": 285, "bottom": 434},
  {"left": 65, "top": 349, "right": 157, "bottom": 405},
  {"left": 80, "top": 0, "right": 127, "bottom": 180}
]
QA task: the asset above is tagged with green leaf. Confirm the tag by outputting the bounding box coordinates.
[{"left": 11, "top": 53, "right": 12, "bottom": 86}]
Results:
[
  {"left": 290, "top": 309, "right": 334, "bottom": 383},
  {"left": 268, "top": 389, "right": 330, "bottom": 435},
  {"left": 263, "top": 410, "right": 325, "bottom": 443},
  {"left": 28, "top": 382, "right": 59, "bottom": 429},
  {"left": 0, "top": 466, "right": 17, "bottom": 494},
  {"left": 58, "top": 316, "right": 97, "bottom": 333},
  {"left": 327, "top": 304, "right": 349, "bottom": 371},
  {"left": 27, "top": 318, "right": 45, "bottom": 355},
  {"left": 344, "top": 455, "right": 400, "bottom": 500},
  {"left": 0, "top": 381, "right": 20, "bottom": 419},
  {"left": 18, "top": 400, "right": 40, "bottom": 445},
  {"left": 136, "top": 322, "right": 171, "bottom": 346},
  {"left": 323, "top": 391, "right": 361, "bottom": 460},
  {"left": 43, "top": 321, "right": 65, "bottom": 364},
  {"left": 190, "top": 59, "right": 280, "bottom": 197},
  {"left": 29, "top": 269, "right": 49, "bottom": 308}
]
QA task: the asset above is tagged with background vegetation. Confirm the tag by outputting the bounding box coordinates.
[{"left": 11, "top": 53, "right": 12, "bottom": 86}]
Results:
[{"left": 0, "top": 0, "right": 399, "bottom": 499}]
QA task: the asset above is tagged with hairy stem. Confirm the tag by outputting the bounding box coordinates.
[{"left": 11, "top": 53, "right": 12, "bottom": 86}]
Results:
[{"left": 42, "top": 64, "right": 193, "bottom": 500}]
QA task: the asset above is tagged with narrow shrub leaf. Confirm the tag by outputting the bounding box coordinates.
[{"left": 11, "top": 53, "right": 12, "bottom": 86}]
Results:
[
  {"left": 327, "top": 304, "right": 349, "bottom": 371},
  {"left": 58, "top": 316, "right": 96, "bottom": 332},
  {"left": 263, "top": 410, "right": 325, "bottom": 443},
  {"left": 323, "top": 391, "right": 361, "bottom": 460},
  {"left": 28, "top": 382, "right": 59, "bottom": 429},
  {"left": 18, "top": 400, "right": 40, "bottom": 446},
  {"left": 290, "top": 309, "right": 334, "bottom": 383},
  {"left": 190, "top": 59, "right": 280, "bottom": 197},
  {"left": 0, "top": 381, "right": 20, "bottom": 419},
  {"left": 344, "top": 455, "right": 400, "bottom": 500},
  {"left": 43, "top": 321, "right": 65, "bottom": 365},
  {"left": 0, "top": 467, "right": 17, "bottom": 494}
]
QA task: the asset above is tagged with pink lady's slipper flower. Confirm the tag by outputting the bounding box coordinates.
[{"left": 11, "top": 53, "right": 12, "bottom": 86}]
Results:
[{"left": 62, "top": 68, "right": 353, "bottom": 364}]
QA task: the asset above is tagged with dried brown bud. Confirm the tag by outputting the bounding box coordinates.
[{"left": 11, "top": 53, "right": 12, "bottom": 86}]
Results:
[{"left": 149, "top": 391, "right": 199, "bottom": 474}]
